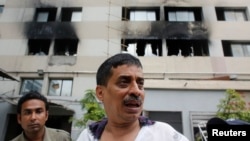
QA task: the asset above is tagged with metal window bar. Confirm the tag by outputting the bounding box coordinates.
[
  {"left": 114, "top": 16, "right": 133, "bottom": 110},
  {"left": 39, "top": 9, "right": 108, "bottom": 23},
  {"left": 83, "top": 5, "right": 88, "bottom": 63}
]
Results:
[{"left": 197, "top": 121, "right": 208, "bottom": 141}]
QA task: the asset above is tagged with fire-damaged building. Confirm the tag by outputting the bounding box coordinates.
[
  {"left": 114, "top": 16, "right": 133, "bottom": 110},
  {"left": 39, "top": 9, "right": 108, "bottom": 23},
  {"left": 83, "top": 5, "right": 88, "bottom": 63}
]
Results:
[{"left": 0, "top": 0, "right": 250, "bottom": 141}]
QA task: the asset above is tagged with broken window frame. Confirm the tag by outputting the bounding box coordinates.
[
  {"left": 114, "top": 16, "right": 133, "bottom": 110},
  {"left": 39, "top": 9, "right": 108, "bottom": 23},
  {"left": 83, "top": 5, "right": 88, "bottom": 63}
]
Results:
[
  {"left": 166, "top": 39, "right": 209, "bottom": 57},
  {"left": 27, "top": 39, "right": 51, "bottom": 56},
  {"left": 20, "top": 78, "right": 43, "bottom": 95},
  {"left": 54, "top": 38, "right": 78, "bottom": 56},
  {"left": 48, "top": 79, "right": 73, "bottom": 96},
  {"left": 34, "top": 8, "right": 57, "bottom": 22},
  {"left": 121, "top": 39, "right": 162, "bottom": 56},
  {"left": 215, "top": 7, "right": 248, "bottom": 21},
  {"left": 122, "top": 7, "right": 160, "bottom": 21},
  {"left": 60, "top": 7, "right": 82, "bottom": 22},
  {"left": 165, "top": 7, "right": 203, "bottom": 22},
  {"left": 222, "top": 40, "right": 250, "bottom": 57}
]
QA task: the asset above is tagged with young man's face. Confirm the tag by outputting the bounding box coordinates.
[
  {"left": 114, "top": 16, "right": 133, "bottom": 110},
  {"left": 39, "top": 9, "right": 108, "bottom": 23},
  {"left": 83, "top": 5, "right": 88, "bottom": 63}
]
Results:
[
  {"left": 96, "top": 64, "right": 145, "bottom": 123},
  {"left": 18, "top": 99, "right": 48, "bottom": 134}
]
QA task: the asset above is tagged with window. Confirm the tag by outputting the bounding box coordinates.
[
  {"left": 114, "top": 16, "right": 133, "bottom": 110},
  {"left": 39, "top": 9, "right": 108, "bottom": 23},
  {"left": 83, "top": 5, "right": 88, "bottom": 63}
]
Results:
[
  {"left": 28, "top": 39, "right": 51, "bottom": 55},
  {"left": 54, "top": 38, "right": 78, "bottom": 56},
  {"left": 168, "top": 11, "right": 195, "bottom": 21},
  {"left": 121, "top": 39, "right": 162, "bottom": 56},
  {"left": 148, "top": 111, "right": 184, "bottom": 134},
  {"left": 61, "top": 7, "right": 82, "bottom": 22},
  {"left": 48, "top": 79, "right": 73, "bottom": 96},
  {"left": 0, "top": 5, "right": 4, "bottom": 13},
  {"left": 165, "top": 7, "right": 202, "bottom": 21},
  {"left": 20, "top": 79, "right": 43, "bottom": 95},
  {"left": 130, "top": 11, "right": 156, "bottom": 21},
  {"left": 166, "top": 39, "right": 209, "bottom": 57},
  {"left": 35, "top": 8, "right": 57, "bottom": 22},
  {"left": 122, "top": 7, "right": 160, "bottom": 21},
  {"left": 216, "top": 7, "right": 247, "bottom": 21},
  {"left": 222, "top": 41, "right": 250, "bottom": 57},
  {"left": 190, "top": 112, "right": 215, "bottom": 141}
]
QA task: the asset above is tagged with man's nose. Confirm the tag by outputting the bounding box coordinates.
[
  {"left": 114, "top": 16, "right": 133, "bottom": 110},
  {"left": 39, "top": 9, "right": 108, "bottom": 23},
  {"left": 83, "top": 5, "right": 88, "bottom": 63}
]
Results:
[
  {"left": 30, "top": 112, "right": 37, "bottom": 120},
  {"left": 129, "top": 82, "right": 141, "bottom": 96}
]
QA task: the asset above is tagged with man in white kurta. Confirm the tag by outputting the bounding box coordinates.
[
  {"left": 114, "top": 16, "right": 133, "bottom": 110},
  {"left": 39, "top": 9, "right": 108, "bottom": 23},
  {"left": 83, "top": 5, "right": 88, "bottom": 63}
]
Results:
[
  {"left": 76, "top": 116, "right": 189, "bottom": 141},
  {"left": 77, "top": 54, "right": 190, "bottom": 141}
]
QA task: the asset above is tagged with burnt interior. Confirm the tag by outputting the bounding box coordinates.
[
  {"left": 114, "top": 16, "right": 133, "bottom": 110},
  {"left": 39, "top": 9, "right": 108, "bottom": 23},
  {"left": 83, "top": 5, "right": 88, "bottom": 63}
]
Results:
[
  {"left": 122, "top": 39, "right": 162, "bottom": 56},
  {"left": 54, "top": 38, "right": 79, "bottom": 56},
  {"left": 28, "top": 39, "right": 51, "bottom": 55},
  {"left": 166, "top": 39, "right": 209, "bottom": 56},
  {"left": 25, "top": 7, "right": 79, "bottom": 56}
]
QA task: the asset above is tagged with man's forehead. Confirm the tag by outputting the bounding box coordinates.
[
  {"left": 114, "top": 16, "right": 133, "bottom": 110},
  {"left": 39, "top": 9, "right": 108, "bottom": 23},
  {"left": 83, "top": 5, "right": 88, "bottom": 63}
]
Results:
[
  {"left": 109, "top": 65, "right": 143, "bottom": 80},
  {"left": 112, "top": 64, "right": 143, "bottom": 72},
  {"left": 21, "top": 99, "right": 46, "bottom": 109}
]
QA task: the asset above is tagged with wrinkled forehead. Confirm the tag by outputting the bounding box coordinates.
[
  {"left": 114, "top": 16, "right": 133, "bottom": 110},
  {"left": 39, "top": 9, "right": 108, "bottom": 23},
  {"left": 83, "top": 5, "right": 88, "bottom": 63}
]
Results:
[{"left": 110, "top": 64, "right": 144, "bottom": 78}]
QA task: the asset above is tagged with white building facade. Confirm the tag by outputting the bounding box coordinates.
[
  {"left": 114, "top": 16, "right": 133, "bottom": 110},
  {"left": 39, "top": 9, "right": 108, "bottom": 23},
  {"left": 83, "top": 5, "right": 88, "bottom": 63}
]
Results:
[{"left": 0, "top": 0, "right": 250, "bottom": 140}]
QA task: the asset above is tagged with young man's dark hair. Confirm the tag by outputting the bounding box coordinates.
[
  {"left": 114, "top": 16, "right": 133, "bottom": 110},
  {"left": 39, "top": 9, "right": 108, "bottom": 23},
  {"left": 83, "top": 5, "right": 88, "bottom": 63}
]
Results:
[
  {"left": 96, "top": 53, "right": 143, "bottom": 86},
  {"left": 17, "top": 91, "right": 49, "bottom": 114}
]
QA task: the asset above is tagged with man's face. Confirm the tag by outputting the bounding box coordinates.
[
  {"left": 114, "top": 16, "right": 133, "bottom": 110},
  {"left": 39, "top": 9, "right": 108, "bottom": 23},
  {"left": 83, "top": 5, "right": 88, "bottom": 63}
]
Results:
[
  {"left": 96, "top": 64, "right": 145, "bottom": 123},
  {"left": 18, "top": 99, "right": 48, "bottom": 134}
]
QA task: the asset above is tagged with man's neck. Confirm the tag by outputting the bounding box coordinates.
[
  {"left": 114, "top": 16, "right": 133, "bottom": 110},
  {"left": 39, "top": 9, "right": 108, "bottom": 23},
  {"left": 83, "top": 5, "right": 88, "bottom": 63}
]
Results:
[
  {"left": 101, "top": 120, "right": 141, "bottom": 141},
  {"left": 24, "top": 127, "right": 45, "bottom": 141}
]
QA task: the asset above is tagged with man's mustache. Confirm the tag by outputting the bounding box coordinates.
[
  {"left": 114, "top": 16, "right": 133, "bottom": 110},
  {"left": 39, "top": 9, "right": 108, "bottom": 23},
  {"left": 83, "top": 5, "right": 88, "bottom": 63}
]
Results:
[{"left": 123, "top": 94, "right": 142, "bottom": 105}]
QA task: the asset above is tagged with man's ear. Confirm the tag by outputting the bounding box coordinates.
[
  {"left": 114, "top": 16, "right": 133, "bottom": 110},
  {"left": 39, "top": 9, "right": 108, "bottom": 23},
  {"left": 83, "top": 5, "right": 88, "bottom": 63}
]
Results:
[
  {"left": 17, "top": 114, "right": 21, "bottom": 124},
  {"left": 96, "top": 85, "right": 104, "bottom": 102},
  {"left": 45, "top": 111, "right": 49, "bottom": 121}
]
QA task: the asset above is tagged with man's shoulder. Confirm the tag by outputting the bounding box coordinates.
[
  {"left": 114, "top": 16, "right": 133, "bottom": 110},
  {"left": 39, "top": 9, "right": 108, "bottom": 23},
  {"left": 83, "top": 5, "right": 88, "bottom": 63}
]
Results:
[
  {"left": 47, "top": 127, "right": 70, "bottom": 134},
  {"left": 46, "top": 127, "right": 71, "bottom": 140},
  {"left": 142, "top": 121, "right": 190, "bottom": 141},
  {"left": 9, "top": 133, "right": 23, "bottom": 141}
]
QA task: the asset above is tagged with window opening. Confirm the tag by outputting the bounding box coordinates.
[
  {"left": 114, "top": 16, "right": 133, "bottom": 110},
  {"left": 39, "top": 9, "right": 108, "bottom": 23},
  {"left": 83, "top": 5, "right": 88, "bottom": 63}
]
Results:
[
  {"left": 168, "top": 11, "right": 195, "bottom": 21},
  {"left": 122, "top": 7, "right": 160, "bottom": 21},
  {"left": 37, "top": 12, "right": 49, "bottom": 22},
  {"left": 216, "top": 7, "right": 247, "bottom": 21},
  {"left": 165, "top": 7, "right": 202, "bottom": 21},
  {"left": 222, "top": 41, "right": 250, "bottom": 57},
  {"left": 35, "top": 8, "right": 57, "bottom": 22},
  {"left": 20, "top": 78, "right": 43, "bottom": 95},
  {"left": 48, "top": 79, "right": 73, "bottom": 96},
  {"left": 122, "top": 39, "right": 162, "bottom": 56},
  {"left": 0, "top": 5, "right": 4, "bottom": 13},
  {"left": 28, "top": 39, "right": 51, "bottom": 55},
  {"left": 61, "top": 7, "right": 82, "bottom": 22},
  {"left": 54, "top": 38, "right": 78, "bottom": 56},
  {"left": 130, "top": 11, "right": 156, "bottom": 21},
  {"left": 166, "top": 39, "right": 209, "bottom": 57}
]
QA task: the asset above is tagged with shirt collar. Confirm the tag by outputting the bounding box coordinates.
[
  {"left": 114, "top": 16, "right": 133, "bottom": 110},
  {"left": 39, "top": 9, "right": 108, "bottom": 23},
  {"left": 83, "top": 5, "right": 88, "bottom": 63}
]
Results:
[{"left": 89, "top": 116, "right": 155, "bottom": 139}]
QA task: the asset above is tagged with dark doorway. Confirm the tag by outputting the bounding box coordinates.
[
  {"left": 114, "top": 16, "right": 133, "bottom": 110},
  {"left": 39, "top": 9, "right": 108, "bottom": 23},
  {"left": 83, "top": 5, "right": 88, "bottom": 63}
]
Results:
[{"left": 4, "top": 114, "right": 22, "bottom": 141}]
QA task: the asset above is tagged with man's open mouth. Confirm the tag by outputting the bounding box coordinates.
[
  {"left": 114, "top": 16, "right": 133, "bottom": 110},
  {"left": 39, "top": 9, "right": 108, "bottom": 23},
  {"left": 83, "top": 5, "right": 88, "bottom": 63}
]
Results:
[{"left": 124, "top": 100, "right": 141, "bottom": 107}]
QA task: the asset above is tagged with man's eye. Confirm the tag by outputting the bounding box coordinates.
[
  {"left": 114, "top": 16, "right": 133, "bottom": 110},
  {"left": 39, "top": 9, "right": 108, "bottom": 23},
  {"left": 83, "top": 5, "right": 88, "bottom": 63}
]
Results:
[
  {"left": 137, "top": 80, "right": 144, "bottom": 89},
  {"left": 118, "top": 80, "right": 129, "bottom": 87},
  {"left": 138, "top": 83, "right": 144, "bottom": 90},
  {"left": 23, "top": 111, "right": 31, "bottom": 115},
  {"left": 36, "top": 109, "right": 43, "bottom": 114}
]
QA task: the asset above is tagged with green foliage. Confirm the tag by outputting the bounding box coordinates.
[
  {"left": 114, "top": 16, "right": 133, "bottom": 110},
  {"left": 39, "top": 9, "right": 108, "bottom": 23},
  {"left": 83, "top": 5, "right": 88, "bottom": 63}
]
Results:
[
  {"left": 216, "top": 89, "right": 250, "bottom": 122},
  {"left": 71, "top": 89, "right": 106, "bottom": 128}
]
